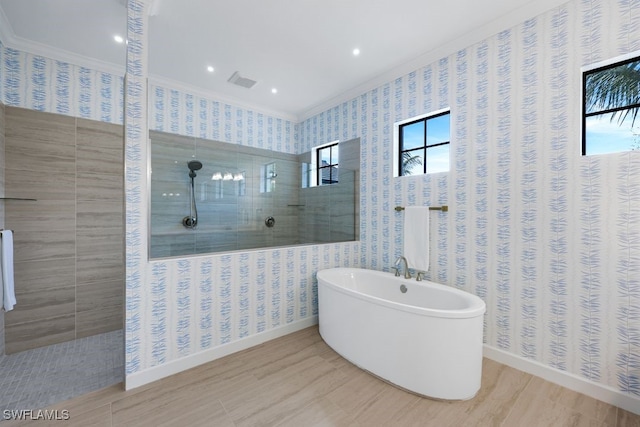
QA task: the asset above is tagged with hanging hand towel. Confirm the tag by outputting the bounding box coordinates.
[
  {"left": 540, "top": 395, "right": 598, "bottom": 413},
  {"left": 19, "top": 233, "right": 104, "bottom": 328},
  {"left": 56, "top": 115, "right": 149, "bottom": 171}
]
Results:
[
  {"left": 403, "top": 206, "right": 430, "bottom": 272},
  {"left": 1, "top": 230, "right": 16, "bottom": 311}
]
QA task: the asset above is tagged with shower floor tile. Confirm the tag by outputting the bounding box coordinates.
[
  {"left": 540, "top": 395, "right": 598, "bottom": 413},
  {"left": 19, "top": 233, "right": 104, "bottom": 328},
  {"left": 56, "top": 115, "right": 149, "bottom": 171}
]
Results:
[{"left": 0, "top": 330, "right": 123, "bottom": 411}]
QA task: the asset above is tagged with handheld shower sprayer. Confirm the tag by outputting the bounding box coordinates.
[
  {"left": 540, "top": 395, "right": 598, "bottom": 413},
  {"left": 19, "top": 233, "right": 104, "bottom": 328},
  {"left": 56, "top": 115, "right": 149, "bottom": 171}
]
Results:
[{"left": 183, "top": 160, "right": 203, "bottom": 229}]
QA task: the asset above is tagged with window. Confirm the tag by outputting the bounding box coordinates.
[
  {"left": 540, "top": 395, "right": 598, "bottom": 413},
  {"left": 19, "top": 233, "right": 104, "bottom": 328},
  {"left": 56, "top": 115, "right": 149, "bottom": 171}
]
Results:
[
  {"left": 582, "top": 53, "right": 640, "bottom": 155},
  {"left": 395, "top": 109, "right": 450, "bottom": 176},
  {"left": 260, "top": 162, "right": 276, "bottom": 193},
  {"left": 316, "top": 142, "right": 339, "bottom": 185}
]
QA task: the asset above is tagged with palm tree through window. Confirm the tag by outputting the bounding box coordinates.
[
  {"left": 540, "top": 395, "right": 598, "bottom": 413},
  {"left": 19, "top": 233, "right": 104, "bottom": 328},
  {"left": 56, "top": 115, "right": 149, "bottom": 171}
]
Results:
[
  {"left": 583, "top": 55, "right": 640, "bottom": 155},
  {"left": 398, "top": 111, "right": 450, "bottom": 176}
]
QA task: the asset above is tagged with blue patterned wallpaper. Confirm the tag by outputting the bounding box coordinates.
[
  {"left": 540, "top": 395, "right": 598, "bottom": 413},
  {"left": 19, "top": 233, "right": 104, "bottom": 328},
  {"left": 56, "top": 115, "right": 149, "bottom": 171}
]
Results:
[
  {"left": 299, "top": 0, "right": 640, "bottom": 397},
  {"left": 123, "top": 0, "right": 148, "bottom": 383},
  {"left": 0, "top": 45, "right": 297, "bottom": 154},
  {"left": 1, "top": 0, "right": 639, "bottom": 400},
  {"left": 148, "top": 84, "right": 297, "bottom": 154},
  {"left": 119, "top": 1, "right": 359, "bottom": 380},
  {"left": 0, "top": 27, "right": 357, "bottom": 383},
  {"left": 0, "top": 41, "right": 124, "bottom": 124}
]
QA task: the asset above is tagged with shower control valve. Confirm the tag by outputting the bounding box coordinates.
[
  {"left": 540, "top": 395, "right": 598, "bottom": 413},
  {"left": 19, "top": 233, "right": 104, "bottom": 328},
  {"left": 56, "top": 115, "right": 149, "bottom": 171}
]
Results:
[{"left": 182, "top": 216, "right": 198, "bottom": 229}]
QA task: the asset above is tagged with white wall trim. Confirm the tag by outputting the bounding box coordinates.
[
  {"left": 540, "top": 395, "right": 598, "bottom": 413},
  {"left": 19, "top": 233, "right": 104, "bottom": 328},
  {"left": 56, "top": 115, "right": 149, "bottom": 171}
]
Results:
[
  {"left": 148, "top": 75, "right": 299, "bottom": 123},
  {"left": 298, "top": 0, "right": 569, "bottom": 121},
  {"left": 0, "top": 8, "right": 295, "bottom": 123},
  {"left": 484, "top": 345, "right": 640, "bottom": 416},
  {"left": 125, "top": 316, "right": 319, "bottom": 390},
  {"left": 0, "top": 4, "right": 13, "bottom": 48},
  {"left": 1, "top": 0, "right": 569, "bottom": 124},
  {"left": 0, "top": 25, "right": 125, "bottom": 78}
]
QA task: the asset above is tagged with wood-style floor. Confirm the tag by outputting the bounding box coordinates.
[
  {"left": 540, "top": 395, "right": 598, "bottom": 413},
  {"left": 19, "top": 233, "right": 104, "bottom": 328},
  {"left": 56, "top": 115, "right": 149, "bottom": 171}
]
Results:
[{"left": 5, "top": 326, "right": 640, "bottom": 426}]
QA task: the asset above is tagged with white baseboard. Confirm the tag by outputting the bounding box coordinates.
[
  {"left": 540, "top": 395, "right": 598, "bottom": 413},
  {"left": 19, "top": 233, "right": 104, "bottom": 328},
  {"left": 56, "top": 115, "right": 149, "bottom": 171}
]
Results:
[
  {"left": 484, "top": 345, "right": 640, "bottom": 416},
  {"left": 125, "top": 316, "right": 319, "bottom": 390}
]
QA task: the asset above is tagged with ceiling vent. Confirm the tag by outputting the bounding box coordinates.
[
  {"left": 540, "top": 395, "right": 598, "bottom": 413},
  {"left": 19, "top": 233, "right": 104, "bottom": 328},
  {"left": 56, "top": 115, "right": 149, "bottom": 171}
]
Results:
[{"left": 228, "top": 71, "right": 258, "bottom": 89}]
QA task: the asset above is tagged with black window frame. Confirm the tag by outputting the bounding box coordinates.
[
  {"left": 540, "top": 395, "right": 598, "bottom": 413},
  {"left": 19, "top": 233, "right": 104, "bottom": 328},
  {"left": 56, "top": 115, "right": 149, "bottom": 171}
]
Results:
[
  {"left": 316, "top": 142, "right": 339, "bottom": 185},
  {"left": 582, "top": 55, "right": 640, "bottom": 156},
  {"left": 398, "top": 110, "right": 450, "bottom": 176}
]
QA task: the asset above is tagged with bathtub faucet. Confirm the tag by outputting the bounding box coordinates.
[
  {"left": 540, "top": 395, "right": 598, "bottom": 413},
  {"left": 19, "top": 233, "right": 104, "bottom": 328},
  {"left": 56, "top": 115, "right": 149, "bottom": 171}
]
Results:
[{"left": 393, "top": 256, "right": 412, "bottom": 279}]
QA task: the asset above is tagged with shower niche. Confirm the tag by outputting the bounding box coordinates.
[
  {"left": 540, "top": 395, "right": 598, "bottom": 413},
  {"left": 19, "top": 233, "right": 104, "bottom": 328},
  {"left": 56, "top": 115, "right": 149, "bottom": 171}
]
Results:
[{"left": 149, "top": 130, "right": 359, "bottom": 258}]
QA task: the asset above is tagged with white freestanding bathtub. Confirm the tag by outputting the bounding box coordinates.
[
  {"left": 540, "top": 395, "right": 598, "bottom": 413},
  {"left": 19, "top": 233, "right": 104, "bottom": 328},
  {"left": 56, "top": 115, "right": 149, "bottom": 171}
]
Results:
[{"left": 317, "top": 267, "right": 486, "bottom": 400}]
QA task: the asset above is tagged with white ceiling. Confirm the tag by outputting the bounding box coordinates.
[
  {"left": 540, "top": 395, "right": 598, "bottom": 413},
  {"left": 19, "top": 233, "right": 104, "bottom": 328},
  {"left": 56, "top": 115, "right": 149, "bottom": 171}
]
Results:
[{"left": 0, "top": 0, "right": 568, "bottom": 121}]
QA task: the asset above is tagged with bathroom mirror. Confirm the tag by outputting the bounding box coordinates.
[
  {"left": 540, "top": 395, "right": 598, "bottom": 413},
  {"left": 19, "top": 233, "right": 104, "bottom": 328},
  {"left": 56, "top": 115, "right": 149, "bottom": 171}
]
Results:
[{"left": 149, "top": 131, "right": 360, "bottom": 258}]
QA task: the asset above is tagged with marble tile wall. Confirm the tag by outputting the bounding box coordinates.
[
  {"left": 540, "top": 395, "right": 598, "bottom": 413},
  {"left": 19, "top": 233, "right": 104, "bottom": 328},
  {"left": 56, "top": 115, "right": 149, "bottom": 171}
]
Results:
[{"left": 2, "top": 106, "right": 123, "bottom": 353}]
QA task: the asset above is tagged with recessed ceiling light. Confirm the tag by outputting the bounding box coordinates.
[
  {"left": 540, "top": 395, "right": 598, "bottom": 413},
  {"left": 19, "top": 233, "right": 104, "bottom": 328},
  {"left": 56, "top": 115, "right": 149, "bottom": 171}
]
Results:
[
  {"left": 207, "top": 66, "right": 214, "bottom": 73},
  {"left": 271, "top": 88, "right": 278, "bottom": 94},
  {"left": 114, "top": 35, "right": 124, "bottom": 44},
  {"left": 353, "top": 48, "right": 360, "bottom": 56}
]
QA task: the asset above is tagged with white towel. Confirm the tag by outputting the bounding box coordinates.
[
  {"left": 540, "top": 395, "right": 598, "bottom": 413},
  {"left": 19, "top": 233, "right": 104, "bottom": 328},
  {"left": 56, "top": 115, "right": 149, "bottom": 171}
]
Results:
[
  {"left": 1, "top": 230, "right": 16, "bottom": 311},
  {"left": 403, "top": 206, "right": 430, "bottom": 272}
]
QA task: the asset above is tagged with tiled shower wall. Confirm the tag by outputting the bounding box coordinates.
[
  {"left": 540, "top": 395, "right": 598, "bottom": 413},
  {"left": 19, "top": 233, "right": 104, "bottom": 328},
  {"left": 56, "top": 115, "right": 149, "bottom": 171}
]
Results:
[
  {"left": 150, "top": 130, "right": 303, "bottom": 257},
  {"left": 298, "top": 137, "right": 360, "bottom": 243},
  {"left": 3, "top": 106, "right": 124, "bottom": 354},
  {"left": 150, "top": 131, "right": 360, "bottom": 257},
  {"left": 1, "top": 32, "right": 360, "bottom": 376}
]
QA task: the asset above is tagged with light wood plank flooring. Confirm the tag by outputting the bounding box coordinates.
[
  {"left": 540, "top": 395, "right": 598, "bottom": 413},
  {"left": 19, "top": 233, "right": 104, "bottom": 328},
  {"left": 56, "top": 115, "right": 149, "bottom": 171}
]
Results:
[{"left": 5, "top": 326, "right": 640, "bottom": 426}]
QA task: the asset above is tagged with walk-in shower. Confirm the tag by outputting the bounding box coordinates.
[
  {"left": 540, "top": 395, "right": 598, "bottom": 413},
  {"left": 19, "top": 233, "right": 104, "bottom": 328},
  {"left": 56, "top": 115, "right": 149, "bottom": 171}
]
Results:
[{"left": 182, "top": 160, "right": 203, "bottom": 229}]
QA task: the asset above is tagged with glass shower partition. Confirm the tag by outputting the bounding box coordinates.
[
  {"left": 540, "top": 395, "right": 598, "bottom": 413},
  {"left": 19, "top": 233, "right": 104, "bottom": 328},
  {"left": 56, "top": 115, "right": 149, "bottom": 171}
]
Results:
[{"left": 149, "top": 131, "right": 358, "bottom": 258}]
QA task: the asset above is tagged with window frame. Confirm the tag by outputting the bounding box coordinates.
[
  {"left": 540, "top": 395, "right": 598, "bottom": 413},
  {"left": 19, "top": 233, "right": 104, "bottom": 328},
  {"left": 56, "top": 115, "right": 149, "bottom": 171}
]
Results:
[
  {"left": 316, "top": 141, "right": 339, "bottom": 185},
  {"left": 394, "top": 108, "right": 451, "bottom": 177},
  {"left": 581, "top": 51, "right": 640, "bottom": 156}
]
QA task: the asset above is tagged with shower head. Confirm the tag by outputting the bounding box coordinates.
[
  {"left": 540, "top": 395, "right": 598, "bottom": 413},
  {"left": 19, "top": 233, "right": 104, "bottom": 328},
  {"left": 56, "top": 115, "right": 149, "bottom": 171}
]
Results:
[
  {"left": 187, "top": 160, "right": 203, "bottom": 179},
  {"left": 188, "top": 160, "right": 203, "bottom": 171}
]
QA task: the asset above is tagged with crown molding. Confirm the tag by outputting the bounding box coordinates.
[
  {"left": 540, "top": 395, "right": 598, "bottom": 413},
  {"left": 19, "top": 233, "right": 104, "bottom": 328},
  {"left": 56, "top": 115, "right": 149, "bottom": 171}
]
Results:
[
  {"left": 298, "top": 0, "right": 569, "bottom": 122},
  {"left": 0, "top": 28, "right": 126, "bottom": 78},
  {"left": 0, "top": 4, "right": 125, "bottom": 75},
  {"left": 1, "top": 0, "right": 568, "bottom": 125},
  {"left": 0, "top": 4, "right": 297, "bottom": 123},
  {"left": 0, "top": 4, "right": 15, "bottom": 47},
  {"left": 149, "top": 74, "right": 300, "bottom": 123}
]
